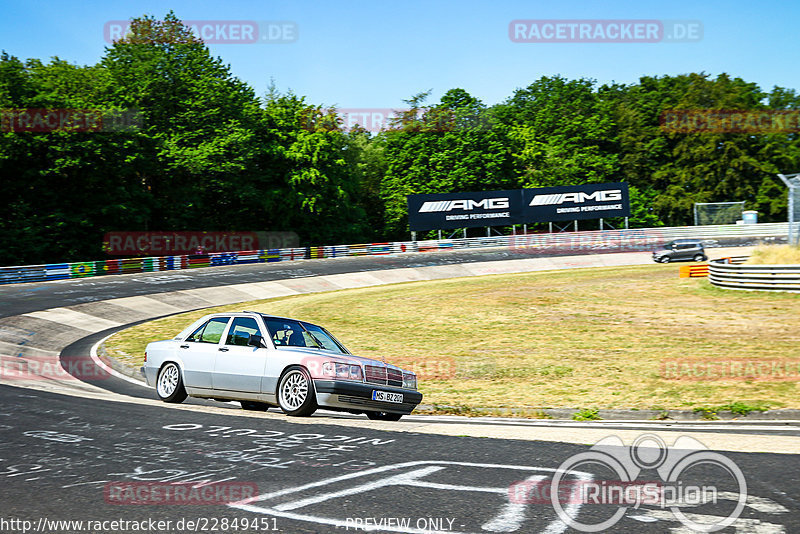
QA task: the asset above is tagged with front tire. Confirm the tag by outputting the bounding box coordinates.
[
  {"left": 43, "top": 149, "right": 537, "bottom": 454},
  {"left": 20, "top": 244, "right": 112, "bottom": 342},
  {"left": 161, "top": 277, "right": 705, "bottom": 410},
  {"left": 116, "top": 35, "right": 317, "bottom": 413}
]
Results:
[
  {"left": 277, "top": 367, "right": 317, "bottom": 416},
  {"left": 156, "top": 362, "right": 187, "bottom": 403},
  {"left": 366, "top": 411, "right": 403, "bottom": 421},
  {"left": 660, "top": 256, "right": 671, "bottom": 263}
]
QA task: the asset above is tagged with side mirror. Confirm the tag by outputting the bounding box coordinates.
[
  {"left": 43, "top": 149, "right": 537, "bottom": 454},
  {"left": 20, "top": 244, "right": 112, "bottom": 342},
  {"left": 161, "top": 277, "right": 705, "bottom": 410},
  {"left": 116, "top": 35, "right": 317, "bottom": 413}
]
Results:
[{"left": 248, "top": 334, "right": 266, "bottom": 348}]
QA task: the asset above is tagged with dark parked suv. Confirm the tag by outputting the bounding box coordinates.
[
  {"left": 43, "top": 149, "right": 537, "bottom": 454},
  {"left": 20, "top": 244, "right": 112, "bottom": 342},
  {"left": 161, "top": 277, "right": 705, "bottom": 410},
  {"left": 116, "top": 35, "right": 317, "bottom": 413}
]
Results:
[{"left": 652, "top": 239, "right": 707, "bottom": 263}]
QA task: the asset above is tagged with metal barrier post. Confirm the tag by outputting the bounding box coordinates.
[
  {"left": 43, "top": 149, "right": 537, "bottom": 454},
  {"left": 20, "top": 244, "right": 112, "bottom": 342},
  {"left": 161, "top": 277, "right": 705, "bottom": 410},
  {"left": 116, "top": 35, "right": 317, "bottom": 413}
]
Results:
[{"left": 778, "top": 173, "right": 800, "bottom": 245}]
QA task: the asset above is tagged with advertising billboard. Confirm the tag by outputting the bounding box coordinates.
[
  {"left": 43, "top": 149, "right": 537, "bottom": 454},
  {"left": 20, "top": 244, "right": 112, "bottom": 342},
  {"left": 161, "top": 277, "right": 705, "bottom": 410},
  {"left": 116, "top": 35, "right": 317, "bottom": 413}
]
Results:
[
  {"left": 406, "top": 190, "right": 523, "bottom": 232},
  {"left": 523, "top": 182, "right": 630, "bottom": 222},
  {"left": 407, "top": 183, "right": 630, "bottom": 231}
]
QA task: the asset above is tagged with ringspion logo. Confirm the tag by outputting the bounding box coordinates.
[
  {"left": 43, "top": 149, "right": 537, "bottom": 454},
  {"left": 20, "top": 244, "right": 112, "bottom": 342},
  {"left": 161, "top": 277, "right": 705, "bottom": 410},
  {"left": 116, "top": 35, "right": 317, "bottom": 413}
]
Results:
[{"left": 546, "top": 434, "right": 746, "bottom": 532}]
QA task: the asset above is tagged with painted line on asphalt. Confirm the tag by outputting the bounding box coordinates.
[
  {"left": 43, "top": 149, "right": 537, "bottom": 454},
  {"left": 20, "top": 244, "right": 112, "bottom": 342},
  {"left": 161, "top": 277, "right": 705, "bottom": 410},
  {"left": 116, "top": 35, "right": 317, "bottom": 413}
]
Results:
[{"left": 89, "top": 333, "right": 150, "bottom": 388}]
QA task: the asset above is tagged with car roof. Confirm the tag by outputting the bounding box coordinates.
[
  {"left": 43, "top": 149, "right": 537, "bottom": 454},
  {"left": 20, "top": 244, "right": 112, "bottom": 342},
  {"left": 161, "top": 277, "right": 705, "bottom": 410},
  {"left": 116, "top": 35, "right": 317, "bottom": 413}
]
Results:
[
  {"left": 669, "top": 239, "right": 702, "bottom": 243},
  {"left": 204, "top": 310, "right": 313, "bottom": 324}
]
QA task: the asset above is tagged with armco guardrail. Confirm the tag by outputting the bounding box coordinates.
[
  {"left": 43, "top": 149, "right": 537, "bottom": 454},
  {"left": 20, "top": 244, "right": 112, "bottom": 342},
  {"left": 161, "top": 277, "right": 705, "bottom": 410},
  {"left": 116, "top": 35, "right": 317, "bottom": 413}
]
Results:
[
  {"left": 0, "top": 222, "right": 789, "bottom": 285},
  {"left": 709, "top": 255, "right": 800, "bottom": 292}
]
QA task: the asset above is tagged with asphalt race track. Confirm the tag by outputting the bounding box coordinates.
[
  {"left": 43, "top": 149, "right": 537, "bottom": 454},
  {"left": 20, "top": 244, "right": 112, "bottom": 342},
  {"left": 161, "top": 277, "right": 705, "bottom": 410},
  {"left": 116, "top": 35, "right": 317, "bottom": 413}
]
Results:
[
  {"left": 2, "top": 248, "right": 799, "bottom": 533},
  {"left": 0, "top": 248, "right": 570, "bottom": 316},
  {"left": 1, "top": 385, "right": 798, "bottom": 533}
]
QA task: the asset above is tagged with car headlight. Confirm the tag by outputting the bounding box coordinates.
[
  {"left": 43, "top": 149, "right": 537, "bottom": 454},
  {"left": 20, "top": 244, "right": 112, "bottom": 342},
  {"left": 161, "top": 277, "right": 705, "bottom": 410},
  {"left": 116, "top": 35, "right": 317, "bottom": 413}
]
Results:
[
  {"left": 322, "top": 362, "right": 363, "bottom": 381},
  {"left": 402, "top": 372, "right": 417, "bottom": 390}
]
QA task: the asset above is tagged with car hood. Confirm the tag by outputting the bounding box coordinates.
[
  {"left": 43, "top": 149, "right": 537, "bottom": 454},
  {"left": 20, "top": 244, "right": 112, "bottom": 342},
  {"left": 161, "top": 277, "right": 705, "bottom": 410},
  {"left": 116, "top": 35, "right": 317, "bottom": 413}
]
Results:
[{"left": 276, "top": 346, "right": 403, "bottom": 370}]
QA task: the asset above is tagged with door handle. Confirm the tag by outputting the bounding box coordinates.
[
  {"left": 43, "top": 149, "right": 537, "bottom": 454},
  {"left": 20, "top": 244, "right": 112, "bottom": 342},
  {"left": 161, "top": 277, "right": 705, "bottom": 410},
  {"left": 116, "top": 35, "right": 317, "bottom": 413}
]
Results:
[
  {"left": 218, "top": 347, "right": 229, "bottom": 352},
  {"left": 180, "top": 345, "right": 189, "bottom": 349}
]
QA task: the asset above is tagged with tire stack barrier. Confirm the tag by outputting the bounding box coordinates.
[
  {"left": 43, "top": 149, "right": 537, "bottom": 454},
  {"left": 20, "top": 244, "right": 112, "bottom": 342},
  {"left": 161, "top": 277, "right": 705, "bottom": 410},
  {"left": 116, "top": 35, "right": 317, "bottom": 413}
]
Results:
[
  {"left": 709, "top": 256, "right": 800, "bottom": 292},
  {"left": 0, "top": 222, "right": 791, "bottom": 285}
]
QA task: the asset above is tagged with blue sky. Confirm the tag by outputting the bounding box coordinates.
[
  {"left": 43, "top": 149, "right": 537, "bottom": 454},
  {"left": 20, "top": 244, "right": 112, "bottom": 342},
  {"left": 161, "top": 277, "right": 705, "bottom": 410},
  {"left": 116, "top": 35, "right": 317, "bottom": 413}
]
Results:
[{"left": 1, "top": 0, "right": 797, "bottom": 108}]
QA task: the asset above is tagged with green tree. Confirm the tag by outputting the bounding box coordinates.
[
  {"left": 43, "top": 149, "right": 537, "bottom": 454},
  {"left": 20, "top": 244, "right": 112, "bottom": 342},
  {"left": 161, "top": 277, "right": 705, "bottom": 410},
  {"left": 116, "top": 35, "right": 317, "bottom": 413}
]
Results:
[
  {"left": 496, "top": 76, "right": 619, "bottom": 188},
  {"left": 381, "top": 89, "right": 515, "bottom": 236}
]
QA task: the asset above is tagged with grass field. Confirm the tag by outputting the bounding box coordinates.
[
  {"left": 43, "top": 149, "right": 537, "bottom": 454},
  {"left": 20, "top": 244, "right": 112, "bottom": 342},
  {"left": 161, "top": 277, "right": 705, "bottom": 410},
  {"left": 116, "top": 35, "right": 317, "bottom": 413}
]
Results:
[
  {"left": 747, "top": 244, "right": 800, "bottom": 264},
  {"left": 104, "top": 263, "right": 800, "bottom": 414}
]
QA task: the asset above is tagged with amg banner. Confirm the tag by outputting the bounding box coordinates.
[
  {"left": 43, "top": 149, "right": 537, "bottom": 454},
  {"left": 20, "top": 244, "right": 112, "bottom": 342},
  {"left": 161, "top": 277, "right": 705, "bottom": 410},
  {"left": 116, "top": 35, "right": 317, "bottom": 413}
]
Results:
[
  {"left": 523, "top": 182, "right": 630, "bottom": 222},
  {"left": 406, "top": 190, "right": 523, "bottom": 231},
  {"left": 407, "top": 183, "right": 630, "bottom": 231}
]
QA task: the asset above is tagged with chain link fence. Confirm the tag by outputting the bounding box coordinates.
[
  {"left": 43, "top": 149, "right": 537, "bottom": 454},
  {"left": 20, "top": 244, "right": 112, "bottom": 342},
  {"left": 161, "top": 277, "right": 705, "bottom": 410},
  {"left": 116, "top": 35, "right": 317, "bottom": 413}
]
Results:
[
  {"left": 693, "top": 202, "right": 745, "bottom": 226},
  {"left": 778, "top": 173, "right": 800, "bottom": 245}
]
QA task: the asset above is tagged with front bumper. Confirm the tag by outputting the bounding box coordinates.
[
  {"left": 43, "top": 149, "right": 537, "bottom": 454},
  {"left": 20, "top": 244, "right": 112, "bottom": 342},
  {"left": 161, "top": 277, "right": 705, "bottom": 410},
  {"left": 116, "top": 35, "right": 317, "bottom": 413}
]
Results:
[{"left": 314, "top": 379, "right": 422, "bottom": 414}]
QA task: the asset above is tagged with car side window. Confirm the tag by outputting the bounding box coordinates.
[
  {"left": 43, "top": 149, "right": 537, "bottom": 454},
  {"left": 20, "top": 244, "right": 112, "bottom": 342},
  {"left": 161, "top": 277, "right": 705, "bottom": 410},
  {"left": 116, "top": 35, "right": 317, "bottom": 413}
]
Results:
[
  {"left": 264, "top": 318, "right": 305, "bottom": 347},
  {"left": 225, "top": 317, "right": 262, "bottom": 347},
  {"left": 186, "top": 317, "right": 230, "bottom": 344},
  {"left": 185, "top": 323, "right": 206, "bottom": 342}
]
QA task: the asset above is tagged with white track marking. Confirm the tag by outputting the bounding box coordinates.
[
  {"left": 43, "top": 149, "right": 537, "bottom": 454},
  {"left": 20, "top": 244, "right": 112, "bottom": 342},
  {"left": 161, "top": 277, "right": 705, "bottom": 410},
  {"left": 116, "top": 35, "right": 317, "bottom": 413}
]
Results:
[
  {"left": 231, "top": 460, "right": 589, "bottom": 534},
  {"left": 89, "top": 333, "right": 150, "bottom": 388}
]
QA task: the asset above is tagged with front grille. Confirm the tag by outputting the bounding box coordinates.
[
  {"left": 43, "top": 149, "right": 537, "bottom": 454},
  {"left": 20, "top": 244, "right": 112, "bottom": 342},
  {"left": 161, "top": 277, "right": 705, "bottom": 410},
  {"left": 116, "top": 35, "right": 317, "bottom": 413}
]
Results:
[
  {"left": 365, "top": 365, "right": 387, "bottom": 385},
  {"left": 387, "top": 368, "right": 403, "bottom": 387}
]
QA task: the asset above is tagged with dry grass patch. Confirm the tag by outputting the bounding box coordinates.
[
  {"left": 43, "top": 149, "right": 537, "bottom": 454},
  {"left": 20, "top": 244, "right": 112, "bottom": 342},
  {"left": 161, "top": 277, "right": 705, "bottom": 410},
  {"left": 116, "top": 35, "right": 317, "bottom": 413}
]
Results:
[
  {"left": 746, "top": 244, "right": 800, "bottom": 264},
  {"left": 105, "top": 264, "right": 800, "bottom": 411}
]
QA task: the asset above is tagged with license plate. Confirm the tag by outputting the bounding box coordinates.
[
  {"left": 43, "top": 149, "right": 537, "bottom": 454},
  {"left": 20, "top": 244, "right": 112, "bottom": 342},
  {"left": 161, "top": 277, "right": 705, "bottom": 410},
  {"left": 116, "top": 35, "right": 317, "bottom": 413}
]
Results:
[{"left": 372, "top": 390, "right": 403, "bottom": 403}]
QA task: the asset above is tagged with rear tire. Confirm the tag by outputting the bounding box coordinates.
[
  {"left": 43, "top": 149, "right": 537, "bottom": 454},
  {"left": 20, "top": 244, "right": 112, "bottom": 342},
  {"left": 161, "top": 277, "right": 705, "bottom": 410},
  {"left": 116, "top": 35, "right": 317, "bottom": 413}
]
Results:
[
  {"left": 156, "top": 362, "right": 187, "bottom": 403},
  {"left": 277, "top": 367, "right": 317, "bottom": 417},
  {"left": 240, "top": 401, "right": 269, "bottom": 411},
  {"left": 366, "top": 411, "right": 403, "bottom": 421},
  {"left": 693, "top": 254, "right": 706, "bottom": 262}
]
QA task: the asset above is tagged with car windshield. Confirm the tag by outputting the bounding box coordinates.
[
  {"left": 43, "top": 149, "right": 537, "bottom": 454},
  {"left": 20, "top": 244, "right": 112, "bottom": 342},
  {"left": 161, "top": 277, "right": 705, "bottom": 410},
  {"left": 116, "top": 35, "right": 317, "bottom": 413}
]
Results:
[
  {"left": 262, "top": 317, "right": 348, "bottom": 353},
  {"left": 302, "top": 323, "right": 349, "bottom": 354}
]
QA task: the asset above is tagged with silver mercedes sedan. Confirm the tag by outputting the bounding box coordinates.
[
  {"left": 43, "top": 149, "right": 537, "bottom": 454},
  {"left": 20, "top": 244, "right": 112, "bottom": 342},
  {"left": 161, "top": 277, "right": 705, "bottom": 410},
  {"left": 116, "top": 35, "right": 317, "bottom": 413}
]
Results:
[{"left": 142, "top": 311, "right": 422, "bottom": 420}]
